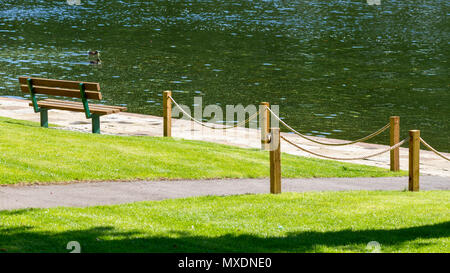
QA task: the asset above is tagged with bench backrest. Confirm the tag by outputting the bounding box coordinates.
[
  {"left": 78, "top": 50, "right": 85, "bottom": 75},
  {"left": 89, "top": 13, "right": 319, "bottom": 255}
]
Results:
[{"left": 19, "top": 76, "right": 102, "bottom": 100}]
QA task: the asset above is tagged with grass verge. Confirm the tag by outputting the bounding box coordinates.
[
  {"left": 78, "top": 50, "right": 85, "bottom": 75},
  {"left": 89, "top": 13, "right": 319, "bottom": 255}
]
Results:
[
  {"left": 0, "top": 116, "right": 405, "bottom": 185},
  {"left": 0, "top": 191, "right": 448, "bottom": 253}
]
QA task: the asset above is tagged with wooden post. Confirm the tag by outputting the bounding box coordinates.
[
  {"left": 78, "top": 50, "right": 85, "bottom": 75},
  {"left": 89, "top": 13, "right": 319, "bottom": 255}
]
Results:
[
  {"left": 163, "top": 91, "right": 172, "bottom": 137},
  {"left": 409, "top": 130, "right": 420, "bottom": 192},
  {"left": 260, "top": 102, "right": 270, "bottom": 150},
  {"left": 270, "top": 128, "right": 281, "bottom": 194},
  {"left": 390, "top": 116, "right": 400, "bottom": 171}
]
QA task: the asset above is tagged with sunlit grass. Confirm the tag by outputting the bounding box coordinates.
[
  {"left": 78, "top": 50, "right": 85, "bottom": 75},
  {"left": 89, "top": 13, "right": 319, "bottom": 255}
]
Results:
[
  {"left": 0, "top": 116, "right": 405, "bottom": 185},
  {"left": 0, "top": 191, "right": 448, "bottom": 253}
]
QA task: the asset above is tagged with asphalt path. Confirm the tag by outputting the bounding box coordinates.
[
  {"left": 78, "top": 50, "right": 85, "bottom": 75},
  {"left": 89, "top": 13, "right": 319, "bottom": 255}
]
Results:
[{"left": 0, "top": 176, "right": 448, "bottom": 210}]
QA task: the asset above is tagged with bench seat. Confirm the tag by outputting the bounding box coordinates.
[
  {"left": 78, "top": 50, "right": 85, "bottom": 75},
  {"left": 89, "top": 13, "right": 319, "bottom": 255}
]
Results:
[
  {"left": 20, "top": 76, "right": 127, "bottom": 133},
  {"left": 29, "top": 99, "right": 127, "bottom": 116}
]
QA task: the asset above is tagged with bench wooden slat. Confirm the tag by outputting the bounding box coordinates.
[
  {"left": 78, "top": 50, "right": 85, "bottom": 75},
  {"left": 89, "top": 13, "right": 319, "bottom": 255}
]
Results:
[
  {"left": 20, "top": 85, "right": 102, "bottom": 100},
  {"left": 19, "top": 76, "right": 100, "bottom": 91},
  {"left": 43, "top": 99, "right": 127, "bottom": 111},
  {"left": 34, "top": 99, "right": 121, "bottom": 113},
  {"left": 37, "top": 99, "right": 122, "bottom": 113},
  {"left": 30, "top": 101, "right": 116, "bottom": 115}
]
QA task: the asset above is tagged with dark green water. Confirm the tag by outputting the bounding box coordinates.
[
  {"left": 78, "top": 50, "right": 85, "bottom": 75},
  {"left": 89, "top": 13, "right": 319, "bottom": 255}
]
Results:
[{"left": 0, "top": 0, "right": 448, "bottom": 151}]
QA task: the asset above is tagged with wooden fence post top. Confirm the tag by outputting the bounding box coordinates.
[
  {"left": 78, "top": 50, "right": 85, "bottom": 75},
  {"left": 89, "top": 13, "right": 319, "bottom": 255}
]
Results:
[
  {"left": 390, "top": 116, "right": 400, "bottom": 172},
  {"left": 163, "top": 90, "right": 172, "bottom": 137},
  {"left": 260, "top": 102, "right": 271, "bottom": 150},
  {"left": 409, "top": 130, "right": 420, "bottom": 135}
]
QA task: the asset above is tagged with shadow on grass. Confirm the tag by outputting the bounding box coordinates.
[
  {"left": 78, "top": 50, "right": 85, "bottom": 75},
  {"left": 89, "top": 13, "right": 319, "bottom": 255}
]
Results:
[
  {"left": 0, "top": 118, "right": 59, "bottom": 128},
  {"left": 0, "top": 221, "right": 448, "bottom": 253},
  {"left": 2, "top": 120, "right": 40, "bottom": 128}
]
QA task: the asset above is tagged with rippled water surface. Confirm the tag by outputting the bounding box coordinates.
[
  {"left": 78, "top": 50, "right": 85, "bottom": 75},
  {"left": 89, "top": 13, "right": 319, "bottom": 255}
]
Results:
[{"left": 0, "top": 0, "right": 448, "bottom": 151}]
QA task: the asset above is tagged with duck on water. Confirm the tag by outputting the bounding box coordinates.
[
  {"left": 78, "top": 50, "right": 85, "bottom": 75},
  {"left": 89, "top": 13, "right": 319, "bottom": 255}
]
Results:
[{"left": 88, "top": 50, "right": 101, "bottom": 65}]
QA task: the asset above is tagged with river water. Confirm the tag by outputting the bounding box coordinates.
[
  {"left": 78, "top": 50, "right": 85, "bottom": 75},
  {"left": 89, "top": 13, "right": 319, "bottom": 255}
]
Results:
[{"left": 0, "top": 0, "right": 448, "bottom": 151}]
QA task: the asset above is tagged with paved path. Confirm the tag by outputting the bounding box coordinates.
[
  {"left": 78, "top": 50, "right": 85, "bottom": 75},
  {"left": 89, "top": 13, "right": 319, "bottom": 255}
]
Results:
[{"left": 0, "top": 176, "right": 448, "bottom": 210}]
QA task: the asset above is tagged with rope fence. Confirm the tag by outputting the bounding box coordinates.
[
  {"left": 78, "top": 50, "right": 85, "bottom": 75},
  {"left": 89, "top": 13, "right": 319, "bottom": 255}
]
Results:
[
  {"left": 162, "top": 91, "right": 448, "bottom": 194},
  {"left": 280, "top": 135, "right": 407, "bottom": 161},
  {"left": 266, "top": 106, "right": 391, "bottom": 146},
  {"left": 420, "top": 137, "right": 450, "bottom": 161},
  {"left": 169, "top": 95, "right": 258, "bottom": 130}
]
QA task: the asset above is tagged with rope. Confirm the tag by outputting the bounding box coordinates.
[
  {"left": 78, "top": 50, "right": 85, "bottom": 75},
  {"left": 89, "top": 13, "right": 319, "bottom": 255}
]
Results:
[
  {"left": 420, "top": 138, "right": 450, "bottom": 161},
  {"left": 266, "top": 107, "right": 390, "bottom": 146},
  {"left": 169, "top": 96, "right": 258, "bottom": 129},
  {"left": 281, "top": 135, "right": 406, "bottom": 160}
]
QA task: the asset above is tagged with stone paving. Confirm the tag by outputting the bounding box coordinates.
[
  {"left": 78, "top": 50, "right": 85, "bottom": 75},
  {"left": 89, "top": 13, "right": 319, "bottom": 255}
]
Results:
[{"left": 1, "top": 96, "right": 449, "bottom": 177}]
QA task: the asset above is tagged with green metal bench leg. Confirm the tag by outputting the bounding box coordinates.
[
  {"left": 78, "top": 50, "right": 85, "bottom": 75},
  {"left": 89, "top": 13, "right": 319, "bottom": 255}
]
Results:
[
  {"left": 40, "top": 109, "right": 48, "bottom": 128},
  {"left": 92, "top": 114, "right": 100, "bottom": 134}
]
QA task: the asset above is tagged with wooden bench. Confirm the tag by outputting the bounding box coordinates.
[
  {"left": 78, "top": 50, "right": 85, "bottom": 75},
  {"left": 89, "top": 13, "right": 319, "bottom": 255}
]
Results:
[{"left": 19, "top": 76, "right": 127, "bottom": 134}]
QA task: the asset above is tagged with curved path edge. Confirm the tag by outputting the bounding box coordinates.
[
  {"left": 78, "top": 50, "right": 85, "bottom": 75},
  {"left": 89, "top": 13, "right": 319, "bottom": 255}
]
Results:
[{"left": 0, "top": 176, "right": 448, "bottom": 210}]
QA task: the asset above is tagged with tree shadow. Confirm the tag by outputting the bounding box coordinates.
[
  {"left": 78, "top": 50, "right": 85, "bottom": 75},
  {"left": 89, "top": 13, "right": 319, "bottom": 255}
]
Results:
[
  {"left": 2, "top": 119, "right": 39, "bottom": 128},
  {"left": 0, "top": 221, "right": 448, "bottom": 253},
  {"left": 1, "top": 119, "right": 59, "bottom": 128}
]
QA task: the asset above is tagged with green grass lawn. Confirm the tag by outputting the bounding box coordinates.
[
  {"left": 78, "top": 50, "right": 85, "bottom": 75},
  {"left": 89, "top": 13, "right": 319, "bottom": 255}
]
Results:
[
  {"left": 0, "top": 191, "right": 448, "bottom": 253},
  {"left": 0, "top": 117, "right": 405, "bottom": 185}
]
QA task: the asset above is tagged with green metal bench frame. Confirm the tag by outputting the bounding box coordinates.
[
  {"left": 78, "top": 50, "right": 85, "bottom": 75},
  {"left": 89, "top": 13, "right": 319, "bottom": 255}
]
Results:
[{"left": 27, "top": 79, "right": 101, "bottom": 133}]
